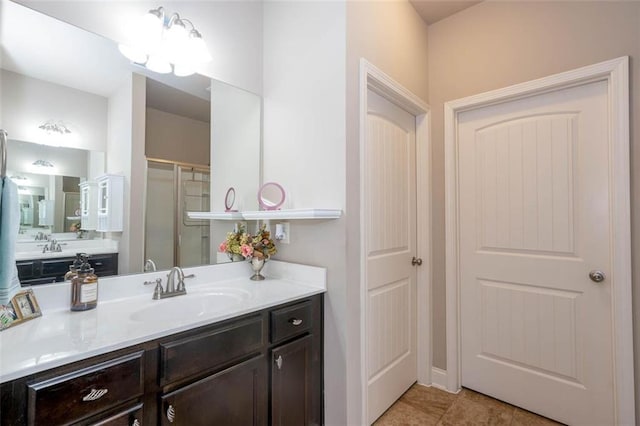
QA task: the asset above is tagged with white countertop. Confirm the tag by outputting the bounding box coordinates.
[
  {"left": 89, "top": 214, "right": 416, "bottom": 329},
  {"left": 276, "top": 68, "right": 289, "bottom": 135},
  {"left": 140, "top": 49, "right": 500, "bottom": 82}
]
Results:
[
  {"left": 0, "top": 261, "right": 326, "bottom": 383},
  {"left": 15, "top": 239, "right": 119, "bottom": 261}
]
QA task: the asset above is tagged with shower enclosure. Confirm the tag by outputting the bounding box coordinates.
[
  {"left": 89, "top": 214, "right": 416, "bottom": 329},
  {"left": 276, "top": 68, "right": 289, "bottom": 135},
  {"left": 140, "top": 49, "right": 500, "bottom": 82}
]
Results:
[{"left": 145, "top": 159, "right": 210, "bottom": 271}]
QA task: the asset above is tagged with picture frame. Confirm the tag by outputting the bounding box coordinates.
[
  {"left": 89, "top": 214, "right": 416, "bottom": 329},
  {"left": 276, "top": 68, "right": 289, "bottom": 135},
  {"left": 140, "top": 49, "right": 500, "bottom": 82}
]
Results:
[{"left": 0, "top": 289, "right": 42, "bottom": 331}]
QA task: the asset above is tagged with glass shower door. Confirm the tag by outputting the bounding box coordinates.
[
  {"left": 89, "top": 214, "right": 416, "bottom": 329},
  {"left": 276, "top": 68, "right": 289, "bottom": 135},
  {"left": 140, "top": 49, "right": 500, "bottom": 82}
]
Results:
[
  {"left": 177, "top": 165, "right": 210, "bottom": 268},
  {"left": 145, "top": 161, "right": 175, "bottom": 270},
  {"left": 145, "top": 161, "right": 210, "bottom": 270}
]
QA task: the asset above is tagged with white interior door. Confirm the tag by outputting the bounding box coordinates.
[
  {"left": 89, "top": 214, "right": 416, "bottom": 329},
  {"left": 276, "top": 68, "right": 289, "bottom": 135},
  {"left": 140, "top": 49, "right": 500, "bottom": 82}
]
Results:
[
  {"left": 458, "top": 80, "right": 614, "bottom": 425},
  {"left": 365, "top": 89, "right": 417, "bottom": 424}
]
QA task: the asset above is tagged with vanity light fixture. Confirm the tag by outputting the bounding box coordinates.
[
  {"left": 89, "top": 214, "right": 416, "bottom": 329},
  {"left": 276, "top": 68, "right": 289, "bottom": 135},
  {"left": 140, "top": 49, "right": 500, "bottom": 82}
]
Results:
[
  {"left": 118, "top": 6, "right": 212, "bottom": 77},
  {"left": 38, "top": 120, "right": 71, "bottom": 136},
  {"left": 32, "top": 160, "right": 54, "bottom": 168}
]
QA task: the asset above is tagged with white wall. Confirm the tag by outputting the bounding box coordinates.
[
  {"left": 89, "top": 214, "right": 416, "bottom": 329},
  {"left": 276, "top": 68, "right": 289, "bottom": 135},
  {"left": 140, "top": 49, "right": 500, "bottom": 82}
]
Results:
[
  {"left": 210, "top": 80, "right": 261, "bottom": 213},
  {"left": 209, "top": 80, "right": 262, "bottom": 262},
  {"left": 15, "top": 0, "right": 264, "bottom": 95},
  {"left": 1, "top": 69, "right": 107, "bottom": 151},
  {"left": 262, "top": 2, "right": 347, "bottom": 424},
  {"left": 106, "top": 73, "right": 146, "bottom": 274},
  {"left": 106, "top": 76, "right": 132, "bottom": 272},
  {"left": 6, "top": 139, "right": 88, "bottom": 179}
]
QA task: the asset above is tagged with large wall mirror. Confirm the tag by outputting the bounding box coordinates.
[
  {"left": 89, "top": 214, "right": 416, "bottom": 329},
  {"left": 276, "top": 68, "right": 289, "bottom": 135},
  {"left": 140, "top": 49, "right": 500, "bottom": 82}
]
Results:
[{"left": 1, "top": 0, "right": 261, "bottom": 278}]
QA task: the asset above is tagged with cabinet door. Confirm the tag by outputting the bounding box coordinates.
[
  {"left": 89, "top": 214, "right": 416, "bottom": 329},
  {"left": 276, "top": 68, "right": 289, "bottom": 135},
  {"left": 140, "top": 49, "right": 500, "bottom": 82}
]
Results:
[
  {"left": 160, "top": 355, "right": 267, "bottom": 426},
  {"left": 83, "top": 403, "right": 143, "bottom": 426},
  {"left": 271, "top": 335, "right": 313, "bottom": 426}
]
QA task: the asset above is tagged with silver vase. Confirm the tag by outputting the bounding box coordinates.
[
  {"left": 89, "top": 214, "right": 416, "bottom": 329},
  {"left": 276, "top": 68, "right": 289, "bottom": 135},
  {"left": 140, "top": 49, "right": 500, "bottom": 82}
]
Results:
[
  {"left": 228, "top": 253, "right": 244, "bottom": 262},
  {"left": 250, "top": 257, "right": 266, "bottom": 281}
]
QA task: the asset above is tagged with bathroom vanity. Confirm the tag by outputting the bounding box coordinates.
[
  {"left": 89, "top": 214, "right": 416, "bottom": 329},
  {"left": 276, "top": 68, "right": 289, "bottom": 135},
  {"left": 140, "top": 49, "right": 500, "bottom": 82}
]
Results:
[
  {"left": 16, "top": 253, "right": 118, "bottom": 286},
  {"left": 0, "top": 261, "right": 325, "bottom": 425},
  {"left": 14, "top": 238, "right": 120, "bottom": 286}
]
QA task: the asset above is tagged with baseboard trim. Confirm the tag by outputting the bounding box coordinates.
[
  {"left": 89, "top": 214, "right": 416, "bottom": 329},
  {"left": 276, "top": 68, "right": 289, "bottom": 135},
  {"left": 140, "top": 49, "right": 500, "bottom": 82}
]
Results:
[{"left": 430, "top": 367, "right": 448, "bottom": 391}]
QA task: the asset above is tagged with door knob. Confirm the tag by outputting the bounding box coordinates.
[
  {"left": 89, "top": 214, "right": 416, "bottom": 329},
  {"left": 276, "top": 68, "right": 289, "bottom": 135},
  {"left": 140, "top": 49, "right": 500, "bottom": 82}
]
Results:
[
  {"left": 411, "top": 257, "right": 422, "bottom": 266},
  {"left": 589, "top": 270, "right": 606, "bottom": 283}
]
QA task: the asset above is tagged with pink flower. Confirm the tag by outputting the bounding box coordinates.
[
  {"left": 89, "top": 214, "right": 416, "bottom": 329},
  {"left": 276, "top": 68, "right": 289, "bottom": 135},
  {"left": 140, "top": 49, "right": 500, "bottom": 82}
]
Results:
[
  {"left": 218, "top": 241, "right": 228, "bottom": 253},
  {"left": 241, "top": 244, "right": 254, "bottom": 258}
]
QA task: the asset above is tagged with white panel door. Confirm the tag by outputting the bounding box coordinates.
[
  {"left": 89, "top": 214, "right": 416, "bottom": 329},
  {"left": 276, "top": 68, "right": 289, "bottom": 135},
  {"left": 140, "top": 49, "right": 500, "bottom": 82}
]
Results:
[
  {"left": 458, "top": 80, "right": 613, "bottom": 425},
  {"left": 365, "top": 89, "right": 417, "bottom": 424}
]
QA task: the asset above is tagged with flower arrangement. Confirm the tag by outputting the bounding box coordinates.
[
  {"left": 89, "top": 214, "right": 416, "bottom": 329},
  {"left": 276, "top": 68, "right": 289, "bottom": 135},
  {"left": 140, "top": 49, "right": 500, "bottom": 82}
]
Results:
[{"left": 218, "top": 224, "right": 277, "bottom": 261}]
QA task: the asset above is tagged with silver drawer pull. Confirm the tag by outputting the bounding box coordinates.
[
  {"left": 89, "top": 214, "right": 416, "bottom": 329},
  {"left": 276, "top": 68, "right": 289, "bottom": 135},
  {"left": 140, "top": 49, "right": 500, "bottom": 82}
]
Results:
[
  {"left": 82, "top": 388, "right": 108, "bottom": 401},
  {"left": 289, "top": 318, "right": 303, "bottom": 326},
  {"left": 167, "top": 404, "right": 176, "bottom": 423},
  {"left": 275, "top": 355, "right": 283, "bottom": 370},
  {"left": 132, "top": 420, "right": 141, "bottom": 426}
]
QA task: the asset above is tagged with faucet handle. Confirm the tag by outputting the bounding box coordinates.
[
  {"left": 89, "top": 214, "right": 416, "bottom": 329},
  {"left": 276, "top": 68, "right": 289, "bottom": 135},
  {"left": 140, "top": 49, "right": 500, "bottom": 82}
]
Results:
[{"left": 151, "top": 278, "right": 164, "bottom": 300}]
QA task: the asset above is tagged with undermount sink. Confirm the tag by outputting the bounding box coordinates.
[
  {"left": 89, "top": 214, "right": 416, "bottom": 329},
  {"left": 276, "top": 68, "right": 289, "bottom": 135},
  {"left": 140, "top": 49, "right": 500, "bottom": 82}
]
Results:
[{"left": 129, "top": 288, "right": 252, "bottom": 322}]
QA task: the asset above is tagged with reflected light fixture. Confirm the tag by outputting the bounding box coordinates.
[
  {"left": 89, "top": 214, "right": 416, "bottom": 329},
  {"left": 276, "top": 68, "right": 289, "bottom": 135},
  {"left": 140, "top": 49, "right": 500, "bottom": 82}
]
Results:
[
  {"left": 118, "top": 6, "right": 212, "bottom": 77},
  {"left": 39, "top": 120, "right": 71, "bottom": 136},
  {"left": 32, "top": 160, "right": 54, "bottom": 168}
]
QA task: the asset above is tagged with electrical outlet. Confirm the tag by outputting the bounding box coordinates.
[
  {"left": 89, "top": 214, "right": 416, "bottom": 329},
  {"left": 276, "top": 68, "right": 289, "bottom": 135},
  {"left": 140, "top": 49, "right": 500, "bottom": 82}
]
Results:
[{"left": 275, "top": 222, "right": 290, "bottom": 244}]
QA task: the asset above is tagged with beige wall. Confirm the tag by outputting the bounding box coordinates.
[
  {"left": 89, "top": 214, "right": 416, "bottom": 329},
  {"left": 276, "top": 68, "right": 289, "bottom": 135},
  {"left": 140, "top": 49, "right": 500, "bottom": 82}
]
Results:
[
  {"left": 427, "top": 1, "right": 640, "bottom": 410},
  {"left": 346, "top": 1, "right": 429, "bottom": 424},
  {"left": 145, "top": 108, "right": 210, "bottom": 166}
]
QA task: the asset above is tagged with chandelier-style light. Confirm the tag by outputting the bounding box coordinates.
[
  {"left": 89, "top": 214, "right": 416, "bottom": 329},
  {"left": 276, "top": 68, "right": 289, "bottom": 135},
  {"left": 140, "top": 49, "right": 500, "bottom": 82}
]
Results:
[
  {"left": 38, "top": 120, "right": 71, "bottom": 136},
  {"left": 118, "top": 6, "right": 212, "bottom": 77},
  {"left": 32, "top": 160, "right": 54, "bottom": 168}
]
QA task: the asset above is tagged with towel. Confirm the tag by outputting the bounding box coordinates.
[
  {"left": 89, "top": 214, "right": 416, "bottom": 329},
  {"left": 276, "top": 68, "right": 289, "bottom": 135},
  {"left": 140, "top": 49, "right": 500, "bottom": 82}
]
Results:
[{"left": 0, "top": 176, "right": 21, "bottom": 305}]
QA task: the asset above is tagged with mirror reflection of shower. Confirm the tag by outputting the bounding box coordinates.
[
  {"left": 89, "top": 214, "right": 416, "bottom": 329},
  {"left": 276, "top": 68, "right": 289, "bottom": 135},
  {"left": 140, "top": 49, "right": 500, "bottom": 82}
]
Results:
[{"left": 145, "top": 161, "right": 210, "bottom": 270}]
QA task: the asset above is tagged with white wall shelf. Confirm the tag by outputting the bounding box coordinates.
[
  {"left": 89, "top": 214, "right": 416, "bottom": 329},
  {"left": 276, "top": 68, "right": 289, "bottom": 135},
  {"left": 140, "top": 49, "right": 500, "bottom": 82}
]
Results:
[
  {"left": 187, "top": 209, "right": 342, "bottom": 221},
  {"left": 187, "top": 211, "right": 244, "bottom": 221}
]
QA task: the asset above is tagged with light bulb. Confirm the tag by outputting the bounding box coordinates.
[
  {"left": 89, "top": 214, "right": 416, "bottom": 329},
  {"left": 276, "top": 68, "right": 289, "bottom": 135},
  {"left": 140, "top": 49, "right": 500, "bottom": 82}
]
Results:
[
  {"left": 118, "top": 44, "right": 148, "bottom": 64},
  {"left": 173, "top": 63, "right": 195, "bottom": 77},
  {"left": 165, "top": 17, "right": 188, "bottom": 64},
  {"left": 166, "top": 18, "right": 188, "bottom": 44},
  {"left": 145, "top": 55, "right": 172, "bottom": 74},
  {"left": 139, "top": 9, "right": 164, "bottom": 41},
  {"left": 187, "top": 31, "right": 212, "bottom": 63}
]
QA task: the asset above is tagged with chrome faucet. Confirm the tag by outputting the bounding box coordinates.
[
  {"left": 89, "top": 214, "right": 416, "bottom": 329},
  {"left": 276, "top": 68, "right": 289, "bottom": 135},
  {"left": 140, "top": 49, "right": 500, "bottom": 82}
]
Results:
[
  {"left": 144, "top": 259, "right": 157, "bottom": 272},
  {"left": 41, "top": 239, "right": 62, "bottom": 253},
  {"left": 144, "top": 266, "right": 194, "bottom": 300},
  {"left": 166, "top": 266, "right": 185, "bottom": 294}
]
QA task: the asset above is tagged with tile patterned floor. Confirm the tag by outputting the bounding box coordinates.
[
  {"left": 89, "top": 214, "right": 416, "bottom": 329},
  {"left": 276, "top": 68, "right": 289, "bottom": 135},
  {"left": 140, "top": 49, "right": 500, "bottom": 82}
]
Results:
[{"left": 374, "top": 384, "right": 564, "bottom": 426}]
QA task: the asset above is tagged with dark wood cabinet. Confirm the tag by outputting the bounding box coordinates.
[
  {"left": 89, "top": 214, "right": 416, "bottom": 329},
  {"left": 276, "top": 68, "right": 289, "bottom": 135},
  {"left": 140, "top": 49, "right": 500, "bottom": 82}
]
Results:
[
  {"left": 271, "top": 335, "right": 313, "bottom": 426},
  {"left": 160, "top": 356, "right": 267, "bottom": 426},
  {"left": 0, "top": 294, "right": 323, "bottom": 426},
  {"left": 27, "top": 351, "right": 144, "bottom": 426},
  {"left": 17, "top": 253, "right": 118, "bottom": 286},
  {"left": 85, "top": 403, "right": 144, "bottom": 426}
]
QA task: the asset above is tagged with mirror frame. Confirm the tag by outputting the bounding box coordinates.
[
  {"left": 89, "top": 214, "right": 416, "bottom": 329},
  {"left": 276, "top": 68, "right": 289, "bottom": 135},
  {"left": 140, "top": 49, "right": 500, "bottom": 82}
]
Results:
[{"left": 257, "top": 182, "right": 285, "bottom": 211}]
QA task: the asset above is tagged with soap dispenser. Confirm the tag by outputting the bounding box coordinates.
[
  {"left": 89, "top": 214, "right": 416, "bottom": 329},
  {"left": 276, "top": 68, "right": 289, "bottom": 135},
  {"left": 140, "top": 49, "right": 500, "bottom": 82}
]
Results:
[
  {"left": 64, "top": 253, "right": 84, "bottom": 282},
  {"left": 70, "top": 255, "right": 99, "bottom": 311}
]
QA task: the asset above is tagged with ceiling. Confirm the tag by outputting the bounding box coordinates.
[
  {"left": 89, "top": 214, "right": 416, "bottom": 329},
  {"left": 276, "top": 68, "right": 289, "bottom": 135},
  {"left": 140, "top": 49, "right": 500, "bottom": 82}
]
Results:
[
  {"left": 409, "top": 0, "right": 482, "bottom": 25},
  {"left": 146, "top": 79, "right": 211, "bottom": 124}
]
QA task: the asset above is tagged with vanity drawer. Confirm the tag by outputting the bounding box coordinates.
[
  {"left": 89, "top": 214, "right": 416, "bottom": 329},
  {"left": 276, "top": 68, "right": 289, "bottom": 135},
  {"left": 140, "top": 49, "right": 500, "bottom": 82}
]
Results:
[
  {"left": 159, "top": 316, "right": 264, "bottom": 385},
  {"left": 89, "top": 254, "right": 118, "bottom": 277},
  {"left": 27, "top": 351, "right": 144, "bottom": 426},
  {"left": 16, "top": 261, "right": 38, "bottom": 280},
  {"left": 270, "top": 301, "right": 312, "bottom": 344}
]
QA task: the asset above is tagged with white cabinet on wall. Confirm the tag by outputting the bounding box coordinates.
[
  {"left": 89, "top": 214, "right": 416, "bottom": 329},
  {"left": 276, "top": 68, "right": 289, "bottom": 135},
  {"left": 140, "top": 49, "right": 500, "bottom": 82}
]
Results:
[
  {"left": 79, "top": 180, "right": 98, "bottom": 230},
  {"left": 96, "top": 174, "right": 124, "bottom": 233}
]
